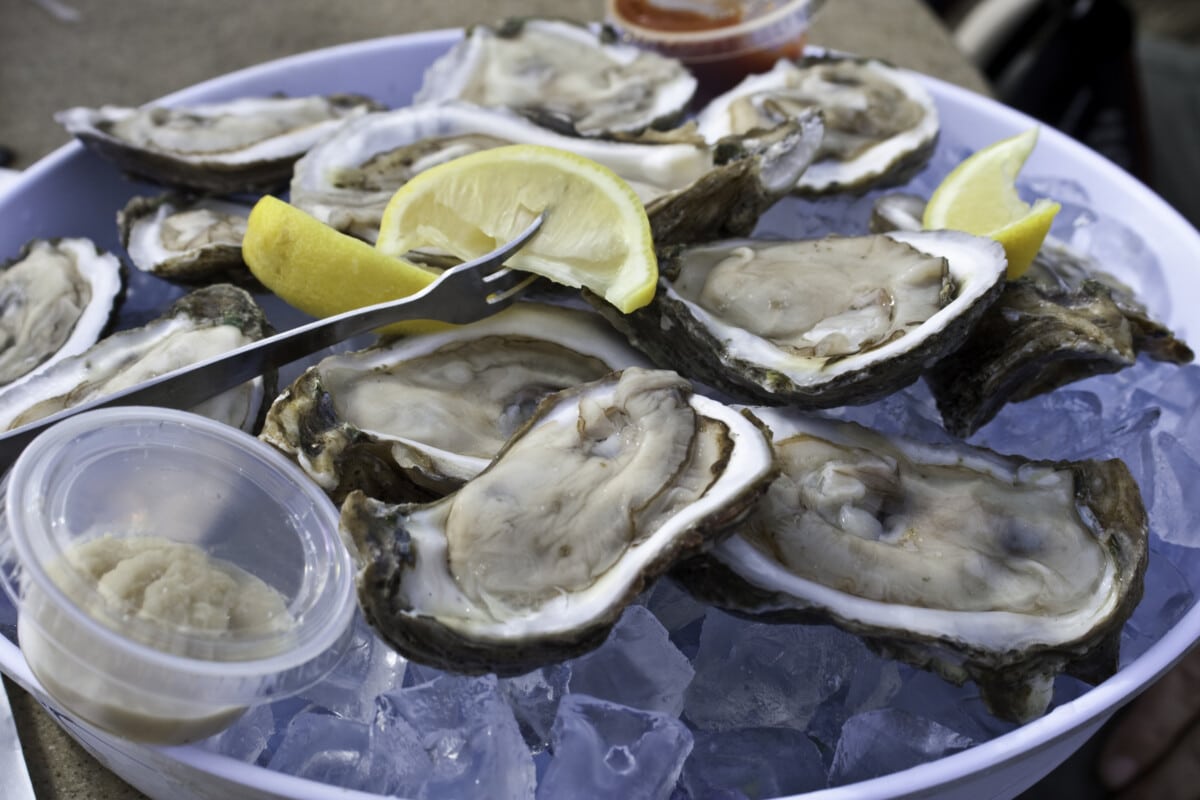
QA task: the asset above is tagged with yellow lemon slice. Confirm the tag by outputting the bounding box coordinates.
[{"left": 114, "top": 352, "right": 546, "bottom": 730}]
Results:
[
  {"left": 923, "top": 127, "right": 1061, "bottom": 279},
  {"left": 242, "top": 195, "right": 444, "bottom": 335},
  {"left": 375, "top": 144, "right": 658, "bottom": 314}
]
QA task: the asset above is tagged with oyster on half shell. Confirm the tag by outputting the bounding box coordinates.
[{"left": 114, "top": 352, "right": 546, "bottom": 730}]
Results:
[
  {"left": 289, "top": 101, "right": 822, "bottom": 245},
  {"left": 674, "top": 409, "right": 1149, "bottom": 722},
  {"left": 57, "top": 94, "right": 381, "bottom": 194},
  {"left": 118, "top": 194, "right": 252, "bottom": 283},
  {"left": 594, "top": 230, "right": 1007, "bottom": 407},
  {"left": 0, "top": 238, "right": 123, "bottom": 394},
  {"left": 414, "top": 18, "right": 697, "bottom": 137},
  {"left": 260, "top": 304, "right": 649, "bottom": 502},
  {"left": 871, "top": 193, "right": 1194, "bottom": 436},
  {"left": 0, "top": 284, "right": 272, "bottom": 433},
  {"left": 696, "top": 55, "right": 939, "bottom": 194},
  {"left": 340, "top": 368, "right": 777, "bottom": 675}
]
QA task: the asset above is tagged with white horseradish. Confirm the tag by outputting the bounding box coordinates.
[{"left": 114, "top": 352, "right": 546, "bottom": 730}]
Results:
[{"left": 19, "top": 535, "right": 293, "bottom": 744}]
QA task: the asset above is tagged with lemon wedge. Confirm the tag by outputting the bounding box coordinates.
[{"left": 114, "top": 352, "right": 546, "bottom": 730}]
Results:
[
  {"left": 375, "top": 144, "right": 658, "bottom": 313},
  {"left": 923, "top": 127, "right": 1061, "bottom": 279},
  {"left": 243, "top": 195, "right": 445, "bottom": 335}
]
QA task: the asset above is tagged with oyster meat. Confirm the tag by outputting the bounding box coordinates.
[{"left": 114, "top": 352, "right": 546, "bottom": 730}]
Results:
[
  {"left": 594, "top": 230, "right": 1007, "bottom": 407},
  {"left": 0, "top": 284, "right": 272, "bottom": 433},
  {"left": 56, "top": 94, "right": 381, "bottom": 194},
  {"left": 340, "top": 368, "right": 777, "bottom": 675},
  {"left": 870, "top": 193, "right": 1194, "bottom": 436},
  {"left": 674, "top": 409, "right": 1149, "bottom": 722},
  {"left": 696, "top": 55, "right": 939, "bottom": 194},
  {"left": 414, "top": 18, "right": 696, "bottom": 137},
  {"left": 261, "top": 304, "right": 649, "bottom": 501},
  {"left": 118, "top": 193, "right": 252, "bottom": 283},
  {"left": 0, "top": 238, "right": 123, "bottom": 393},
  {"left": 289, "top": 101, "right": 822, "bottom": 245}
]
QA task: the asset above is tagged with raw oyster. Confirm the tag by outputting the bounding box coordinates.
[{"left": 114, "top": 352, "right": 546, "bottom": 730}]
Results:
[
  {"left": 0, "top": 238, "right": 123, "bottom": 393},
  {"left": 871, "top": 193, "right": 1194, "bottom": 436},
  {"left": 289, "top": 101, "right": 822, "bottom": 244},
  {"left": 673, "top": 409, "right": 1149, "bottom": 722},
  {"left": 260, "top": 304, "right": 649, "bottom": 502},
  {"left": 594, "top": 230, "right": 1007, "bottom": 407},
  {"left": 414, "top": 18, "right": 696, "bottom": 137},
  {"left": 56, "top": 94, "right": 381, "bottom": 194},
  {"left": 118, "top": 194, "right": 252, "bottom": 283},
  {"left": 0, "top": 284, "right": 272, "bottom": 433},
  {"left": 340, "top": 368, "right": 776, "bottom": 675},
  {"left": 696, "top": 55, "right": 939, "bottom": 194}
]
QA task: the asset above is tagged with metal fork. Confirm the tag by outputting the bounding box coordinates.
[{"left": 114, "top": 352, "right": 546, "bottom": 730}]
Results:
[{"left": 0, "top": 211, "right": 545, "bottom": 472}]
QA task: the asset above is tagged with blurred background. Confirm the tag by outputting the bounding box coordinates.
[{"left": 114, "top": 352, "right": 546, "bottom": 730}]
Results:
[{"left": 926, "top": 0, "right": 1200, "bottom": 227}]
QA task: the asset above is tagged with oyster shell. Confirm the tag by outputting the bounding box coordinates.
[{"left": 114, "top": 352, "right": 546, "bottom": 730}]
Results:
[
  {"left": 260, "top": 304, "right": 650, "bottom": 502},
  {"left": 414, "top": 18, "right": 696, "bottom": 137},
  {"left": 871, "top": 193, "right": 1194, "bottom": 436},
  {"left": 696, "top": 55, "right": 939, "bottom": 194},
  {"left": 340, "top": 368, "right": 777, "bottom": 675},
  {"left": 0, "top": 238, "right": 123, "bottom": 393},
  {"left": 673, "top": 409, "right": 1149, "bottom": 722},
  {"left": 593, "top": 230, "right": 1007, "bottom": 407},
  {"left": 56, "top": 94, "right": 381, "bottom": 194},
  {"left": 0, "top": 284, "right": 272, "bottom": 433},
  {"left": 289, "top": 101, "right": 822, "bottom": 245},
  {"left": 118, "top": 194, "right": 252, "bottom": 283}
]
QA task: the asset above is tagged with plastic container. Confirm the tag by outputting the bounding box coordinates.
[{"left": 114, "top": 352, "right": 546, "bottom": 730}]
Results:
[
  {"left": 0, "top": 407, "right": 356, "bottom": 745},
  {"left": 605, "top": 0, "right": 813, "bottom": 98}
]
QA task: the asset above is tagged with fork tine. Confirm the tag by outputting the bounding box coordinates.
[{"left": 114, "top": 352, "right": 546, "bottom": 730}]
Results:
[{"left": 486, "top": 272, "right": 540, "bottom": 305}]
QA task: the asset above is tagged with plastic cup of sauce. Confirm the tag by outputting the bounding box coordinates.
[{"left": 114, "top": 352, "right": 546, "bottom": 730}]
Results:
[
  {"left": 0, "top": 407, "right": 356, "bottom": 745},
  {"left": 606, "top": 0, "right": 814, "bottom": 99}
]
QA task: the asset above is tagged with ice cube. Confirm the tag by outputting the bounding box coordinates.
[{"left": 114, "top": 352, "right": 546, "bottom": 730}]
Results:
[
  {"left": 1123, "top": 538, "right": 1197, "bottom": 664},
  {"left": 266, "top": 709, "right": 371, "bottom": 788},
  {"left": 299, "top": 614, "right": 406, "bottom": 721},
  {"left": 379, "top": 673, "right": 535, "bottom": 800},
  {"left": 685, "top": 611, "right": 865, "bottom": 732},
  {"left": 679, "top": 727, "right": 827, "bottom": 799},
  {"left": 1151, "top": 430, "right": 1200, "bottom": 548},
  {"left": 829, "top": 708, "right": 974, "bottom": 786},
  {"left": 640, "top": 577, "right": 709, "bottom": 661},
  {"left": 806, "top": 655, "right": 904, "bottom": 751},
  {"left": 537, "top": 694, "right": 693, "bottom": 800},
  {"left": 500, "top": 663, "right": 572, "bottom": 751},
  {"left": 568, "top": 605, "right": 694, "bottom": 717},
  {"left": 889, "top": 669, "right": 1017, "bottom": 745}
]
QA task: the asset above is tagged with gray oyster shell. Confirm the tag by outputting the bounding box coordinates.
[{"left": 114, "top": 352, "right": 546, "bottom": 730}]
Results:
[
  {"left": 340, "top": 368, "right": 777, "bottom": 676},
  {"left": 593, "top": 230, "right": 1006, "bottom": 407},
  {"left": 673, "top": 409, "right": 1149, "bottom": 722},
  {"left": 260, "top": 304, "right": 650, "bottom": 502},
  {"left": 0, "top": 284, "right": 272, "bottom": 433},
  {"left": 0, "top": 238, "right": 123, "bottom": 393},
  {"left": 289, "top": 101, "right": 822, "bottom": 245},
  {"left": 56, "top": 94, "right": 381, "bottom": 194},
  {"left": 871, "top": 193, "right": 1194, "bottom": 436},
  {"left": 414, "top": 18, "right": 696, "bottom": 137},
  {"left": 696, "top": 55, "right": 939, "bottom": 194},
  {"left": 118, "top": 193, "right": 253, "bottom": 284}
]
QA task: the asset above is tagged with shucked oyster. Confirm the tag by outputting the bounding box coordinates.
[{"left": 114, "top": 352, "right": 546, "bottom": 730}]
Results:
[
  {"left": 0, "top": 238, "right": 123, "bottom": 393},
  {"left": 340, "top": 368, "right": 776, "bottom": 675},
  {"left": 871, "top": 193, "right": 1194, "bottom": 436},
  {"left": 118, "top": 194, "right": 252, "bottom": 283},
  {"left": 57, "top": 94, "right": 381, "bottom": 194},
  {"left": 595, "top": 230, "right": 1007, "bottom": 407},
  {"left": 415, "top": 18, "right": 696, "bottom": 137},
  {"left": 0, "top": 284, "right": 271, "bottom": 433},
  {"left": 696, "top": 56, "right": 939, "bottom": 194},
  {"left": 674, "top": 410, "right": 1149, "bottom": 722},
  {"left": 290, "top": 101, "right": 822, "bottom": 245},
  {"left": 261, "top": 304, "right": 649, "bottom": 502}
]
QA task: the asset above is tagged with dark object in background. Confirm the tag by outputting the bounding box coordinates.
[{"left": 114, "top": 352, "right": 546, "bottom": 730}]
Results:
[
  {"left": 0, "top": 146, "right": 13, "bottom": 168},
  {"left": 931, "top": 0, "right": 1149, "bottom": 180}
]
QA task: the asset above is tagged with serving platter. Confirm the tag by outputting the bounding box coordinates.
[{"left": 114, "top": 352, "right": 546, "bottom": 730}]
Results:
[{"left": 1, "top": 25, "right": 1200, "bottom": 800}]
